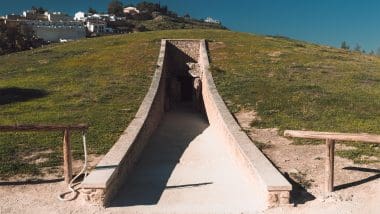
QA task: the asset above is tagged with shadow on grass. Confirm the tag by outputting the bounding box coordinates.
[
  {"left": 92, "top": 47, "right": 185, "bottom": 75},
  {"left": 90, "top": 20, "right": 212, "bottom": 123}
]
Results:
[
  {"left": 334, "top": 166, "right": 380, "bottom": 191},
  {"left": 284, "top": 172, "right": 316, "bottom": 207},
  {"left": 0, "top": 87, "right": 48, "bottom": 105},
  {"left": 0, "top": 178, "right": 63, "bottom": 186}
]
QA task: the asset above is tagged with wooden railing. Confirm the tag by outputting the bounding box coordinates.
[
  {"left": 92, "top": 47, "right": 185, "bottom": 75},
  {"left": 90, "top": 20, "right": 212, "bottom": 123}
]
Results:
[
  {"left": 284, "top": 130, "right": 380, "bottom": 193},
  {"left": 0, "top": 124, "right": 88, "bottom": 183}
]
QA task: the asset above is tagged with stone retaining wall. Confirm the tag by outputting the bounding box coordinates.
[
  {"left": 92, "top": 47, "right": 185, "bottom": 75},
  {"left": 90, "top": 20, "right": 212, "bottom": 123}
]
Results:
[
  {"left": 198, "top": 40, "right": 291, "bottom": 207},
  {"left": 81, "top": 39, "right": 168, "bottom": 206},
  {"left": 81, "top": 39, "right": 292, "bottom": 208}
]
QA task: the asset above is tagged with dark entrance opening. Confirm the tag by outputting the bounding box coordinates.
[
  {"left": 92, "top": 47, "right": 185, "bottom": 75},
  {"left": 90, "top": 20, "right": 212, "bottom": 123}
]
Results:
[
  {"left": 165, "top": 42, "right": 204, "bottom": 113},
  {"left": 178, "top": 74, "right": 194, "bottom": 102}
]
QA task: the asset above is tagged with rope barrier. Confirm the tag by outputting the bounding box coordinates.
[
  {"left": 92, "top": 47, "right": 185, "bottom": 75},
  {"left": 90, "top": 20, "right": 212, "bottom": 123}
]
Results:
[{"left": 58, "top": 132, "right": 88, "bottom": 201}]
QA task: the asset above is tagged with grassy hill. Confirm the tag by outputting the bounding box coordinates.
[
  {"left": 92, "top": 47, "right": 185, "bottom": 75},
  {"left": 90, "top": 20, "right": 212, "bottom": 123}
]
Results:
[
  {"left": 133, "top": 15, "right": 226, "bottom": 31},
  {"left": 0, "top": 29, "right": 379, "bottom": 178}
]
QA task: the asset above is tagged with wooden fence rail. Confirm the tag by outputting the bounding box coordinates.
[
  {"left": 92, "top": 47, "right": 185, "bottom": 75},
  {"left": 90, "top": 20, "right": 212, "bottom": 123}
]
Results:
[
  {"left": 284, "top": 130, "right": 380, "bottom": 193},
  {"left": 0, "top": 124, "right": 89, "bottom": 183}
]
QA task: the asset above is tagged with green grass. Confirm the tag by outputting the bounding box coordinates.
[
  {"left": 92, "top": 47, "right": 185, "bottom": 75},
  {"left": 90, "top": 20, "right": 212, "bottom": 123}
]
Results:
[
  {"left": 135, "top": 16, "right": 226, "bottom": 31},
  {"left": 208, "top": 32, "right": 380, "bottom": 163},
  {"left": 336, "top": 143, "right": 380, "bottom": 164},
  {"left": 0, "top": 33, "right": 159, "bottom": 178},
  {"left": 1, "top": 29, "right": 379, "bottom": 178}
]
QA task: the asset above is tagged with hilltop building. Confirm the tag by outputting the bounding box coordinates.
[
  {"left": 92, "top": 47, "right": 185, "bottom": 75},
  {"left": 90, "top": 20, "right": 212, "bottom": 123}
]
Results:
[
  {"left": 74, "top": 11, "right": 86, "bottom": 21},
  {"left": 22, "top": 10, "right": 71, "bottom": 22},
  {"left": 23, "top": 10, "right": 48, "bottom": 21},
  {"left": 204, "top": 17, "right": 221, "bottom": 24},
  {"left": 4, "top": 10, "right": 86, "bottom": 42},
  {"left": 73, "top": 11, "right": 124, "bottom": 35},
  {"left": 47, "top": 12, "right": 72, "bottom": 22},
  {"left": 86, "top": 19, "right": 113, "bottom": 35},
  {"left": 24, "top": 20, "right": 86, "bottom": 42},
  {"left": 4, "top": 14, "right": 26, "bottom": 24},
  {"left": 123, "top": 7, "right": 140, "bottom": 15}
]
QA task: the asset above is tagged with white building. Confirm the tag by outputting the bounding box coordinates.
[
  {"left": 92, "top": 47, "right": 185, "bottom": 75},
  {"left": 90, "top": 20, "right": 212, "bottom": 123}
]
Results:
[
  {"left": 123, "top": 7, "right": 140, "bottom": 15},
  {"left": 25, "top": 20, "right": 86, "bottom": 42},
  {"left": 86, "top": 20, "right": 105, "bottom": 33},
  {"left": 22, "top": 10, "right": 48, "bottom": 20},
  {"left": 22, "top": 11, "right": 30, "bottom": 17},
  {"left": 46, "top": 12, "right": 72, "bottom": 22},
  {"left": 78, "top": 12, "right": 118, "bottom": 22},
  {"left": 5, "top": 10, "right": 85, "bottom": 42},
  {"left": 86, "top": 20, "right": 113, "bottom": 34},
  {"left": 74, "top": 11, "right": 86, "bottom": 21},
  {"left": 5, "top": 14, "right": 26, "bottom": 21},
  {"left": 109, "top": 15, "right": 116, "bottom": 22},
  {"left": 204, "top": 17, "right": 220, "bottom": 24}
]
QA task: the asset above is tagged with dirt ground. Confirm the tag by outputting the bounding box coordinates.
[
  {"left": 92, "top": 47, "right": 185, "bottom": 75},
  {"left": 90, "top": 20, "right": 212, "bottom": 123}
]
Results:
[
  {"left": 0, "top": 154, "right": 105, "bottom": 214},
  {"left": 0, "top": 110, "right": 379, "bottom": 214},
  {"left": 236, "top": 110, "right": 380, "bottom": 214}
]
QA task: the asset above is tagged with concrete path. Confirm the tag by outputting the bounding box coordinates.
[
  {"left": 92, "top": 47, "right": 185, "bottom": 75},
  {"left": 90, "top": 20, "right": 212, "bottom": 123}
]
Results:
[{"left": 109, "top": 104, "right": 265, "bottom": 213}]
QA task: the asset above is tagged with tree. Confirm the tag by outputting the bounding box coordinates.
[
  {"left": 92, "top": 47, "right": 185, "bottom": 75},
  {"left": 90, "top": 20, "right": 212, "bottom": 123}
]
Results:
[
  {"left": 369, "top": 50, "right": 375, "bottom": 55},
  {"left": 136, "top": 1, "right": 169, "bottom": 15},
  {"left": 354, "top": 43, "right": 361, "bottom": 52},
  {"left": 31, "top": 6, "right": 46, "bottom": 14},
  {"left": 341, "top": 41, "right": 350, "bottom": 50},
  {"left": 134, "top": 24, "right": 147, "bottom": 32},
  {"left": 136, "top": 1, "right": 159, "bottom": 13},
  {"left": 0, "top": 22, "right": 42, "bottom": 55},
  {"left": 108, "top": 0, "right": 124, "bottom": 16},
  {"left": 160, "top": 5, "right": 168, "bottom": 14},
  {"left": 88, "top": 7, "right": 97, "bottom": 14}
]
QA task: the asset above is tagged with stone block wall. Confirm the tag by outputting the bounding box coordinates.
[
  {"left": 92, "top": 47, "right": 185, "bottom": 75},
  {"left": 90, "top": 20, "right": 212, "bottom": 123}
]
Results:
[
  {"left": 81, "top": 39, "right": 292, "bottom": 209},
  {"left": 81, "top": 40, "right": 169, "bottom": 206},
  {"left": 198, "top": 40, "right": 291, "bottom": 208}
]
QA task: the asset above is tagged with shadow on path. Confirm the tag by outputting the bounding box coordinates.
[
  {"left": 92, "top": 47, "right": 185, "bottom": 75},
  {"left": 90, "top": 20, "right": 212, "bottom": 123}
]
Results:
[
  {"left": 165, "top": 182, "right": 213, "bottom": 189},
  {"left": 283, "top": 172, "right": 316, "bottom": 207},
  {"left": 335, "top": 166, "right": 380, "bottom": 191},
  {"left": 0, "top": 178, "right": 63, "bottom": 186},
  {"left": 110, "top": 105, "right": 209, "bottom": 207}
]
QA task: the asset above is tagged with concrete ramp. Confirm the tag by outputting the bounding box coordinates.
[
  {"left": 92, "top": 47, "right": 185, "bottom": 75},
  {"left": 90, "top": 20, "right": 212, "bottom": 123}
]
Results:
[
  {"left": 81, "top": 40, "right": 291, "bottom": 212},
  {"left": 110, "top": 105, "right": 264, "bottom": 213}
]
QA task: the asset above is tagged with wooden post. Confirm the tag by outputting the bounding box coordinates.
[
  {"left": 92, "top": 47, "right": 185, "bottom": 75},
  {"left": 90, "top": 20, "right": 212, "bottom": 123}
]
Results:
[
  {"left": 63, "top": 129, "right": 73, "bottom": 184},
  {"left": 325, "top": 139, "right": 335, "bottom": 193},
  {"left": 284, "top": 130, "right": 380, "bottom": 193}
]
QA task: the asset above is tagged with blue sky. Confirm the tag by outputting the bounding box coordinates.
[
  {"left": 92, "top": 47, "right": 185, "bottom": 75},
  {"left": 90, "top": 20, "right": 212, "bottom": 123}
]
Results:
[{"left": 1, "top": 0, "right": 380, "bottom": 51}]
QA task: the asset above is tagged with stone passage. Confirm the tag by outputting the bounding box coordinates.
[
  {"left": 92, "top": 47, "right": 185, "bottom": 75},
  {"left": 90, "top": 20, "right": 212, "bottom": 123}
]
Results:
[
  {"left": 110, "top": 104, "right": 265, "bottom": 213},
  {"left": 164, "top": 40, "right": 204, "bottom": 112},
  {"left": 81, "top": 40, "right": 291, "bottom": 212}
]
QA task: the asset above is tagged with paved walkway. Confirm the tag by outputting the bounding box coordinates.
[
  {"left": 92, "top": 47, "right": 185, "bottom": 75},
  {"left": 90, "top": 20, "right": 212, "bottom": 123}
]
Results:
[{"left": 109, "top": 105, "right": 265, "bottom": 213}]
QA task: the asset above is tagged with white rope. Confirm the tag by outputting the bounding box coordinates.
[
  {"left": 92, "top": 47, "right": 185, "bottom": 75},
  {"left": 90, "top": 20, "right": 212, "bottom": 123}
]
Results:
[{"left": 58, "top": 132, "right": 88, "bottom": 201}]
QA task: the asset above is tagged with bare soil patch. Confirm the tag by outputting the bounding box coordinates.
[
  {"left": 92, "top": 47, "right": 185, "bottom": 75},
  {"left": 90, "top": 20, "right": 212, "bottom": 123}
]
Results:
[
  {"left": 0, "top": 154, "right": 104, "bottom": 213},
  {"left": 2, "top": 154, "right": 103, "bottom": 182},
  {"left": 236, "top": 109, "right": 380, "bottom": 214}
]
